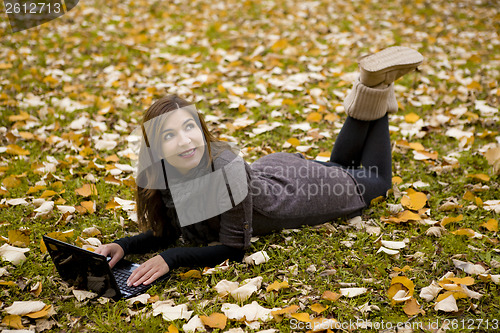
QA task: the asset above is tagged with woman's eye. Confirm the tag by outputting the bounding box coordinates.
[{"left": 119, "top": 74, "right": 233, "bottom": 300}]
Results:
[
  {"left": 186, "top": 123, "right": 195, "bottom": 130},
  {"left": 163, "top": 133, "right": 174, "bottom": 140}
]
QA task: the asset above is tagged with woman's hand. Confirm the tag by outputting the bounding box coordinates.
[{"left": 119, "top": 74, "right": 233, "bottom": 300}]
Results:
[
  {"left": 94, "top": 243, "right": 124, "bottom": 269},
  {"left": 127, "top": 255, "right": 170, "bottom": 287}
]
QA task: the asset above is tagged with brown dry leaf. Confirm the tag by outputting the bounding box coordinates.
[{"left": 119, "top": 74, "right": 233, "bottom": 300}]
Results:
[
  {"left": 2, "top": 314, "right": 25, "bottom": 329},
  {"left": 8, "top": 229, "right": 30, "bottom": 247},
  {"left": 27, "top": 185, "right": 46, "bottom": 194},
  {"left": 30, "top": 281, "right": 43, "bottom": 297},
  {"left": 440, "top": 214, "right": 463, "bottom": 227},
  {"left": 463, "top": 190, "right": 476, "bottom": 201},
  {"left": 6, "top": 144, "right": 30, "bottom": 156},
  {"left": 179, "top": 270, "right": 202, "bottom": 280},
  {"left": 75, "top": 184, "right": 98, "bottom": 197},
  {"left": 310, "top": 303, "right": 328, "bottom": 314},
  {"left": 324, "top": 113, "right": 339, "bottom": 123},
  {"left": 291, "top": 312, "right": 310, "bottom": 322},
  {"left": 2, "top": 175, "right": 21, "bottom": 189},
  {"left": 480, "top": 219, "right": 498, "bottom": 232},
  {"left": 401, "top": 191, "right": 427, "bottom": 210},
  {"left": 80, "top": 201, "right": 96, "bottom": 214},
  {"left": 403, "top": 297, "right": 425, "bottom": 316},
  {"left": 321, "top": 290, "right": 341, "bottom": 302},
  {"left": 8, "top": 111, "right": 30, "bottom": 122},
  {"left": 105, "top": 198, "right": 121, "bottom": 209},
  {"left": 266, "top": 280, "right": 289, "bottom": 292},
  {"left": 200, "top": 313, "right": 227, "bottom": 329},
  {"left": 383, "top": 210, "right": 421, "bottom": 223}
]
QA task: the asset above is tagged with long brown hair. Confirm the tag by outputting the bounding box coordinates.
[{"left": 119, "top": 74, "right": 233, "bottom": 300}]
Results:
[{"left": 136, "top": 95, "right": 218, "bottom": 237}]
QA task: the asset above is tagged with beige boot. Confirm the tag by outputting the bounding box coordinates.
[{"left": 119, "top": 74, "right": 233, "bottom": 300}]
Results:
[
  {"left": 359, "top": 46, "right": 423, "bottom": 87},
  {"left": 344, "top": 46, "right": 423, "bottom": 120}
]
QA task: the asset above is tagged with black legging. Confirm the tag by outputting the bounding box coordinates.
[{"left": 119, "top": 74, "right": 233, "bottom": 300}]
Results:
[{"left": 314, "top": 114, "right": 392, "bottom": 205}]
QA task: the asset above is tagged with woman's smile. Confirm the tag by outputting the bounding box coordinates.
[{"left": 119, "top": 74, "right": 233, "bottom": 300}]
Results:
[{"left": 178, "top": 147, "right": 197, "bottom": 158}]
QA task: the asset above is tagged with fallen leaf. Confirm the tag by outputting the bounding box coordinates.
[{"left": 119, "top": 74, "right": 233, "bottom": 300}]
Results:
[
  {"left": 5, "top": 301, "right": 46, "bottom": 315},
  {"left": 452, "top": 259, "right": 486, "bottom": 275},
  {"left": 340, "top": 287, "right": 367, "bottom": 298},
  {"left": 401, "top": 191, "right": 427, "bottom": 210},
  {"left": 434, "top": 294, "right": 458, "bottom": 312},
  {"left": 480, "top": 219, "right": 498, "bottom": 232},
  {"left": 75, "top": 184, "right": 98, "bottom": 197},
  {"left": 466, "top": 173, "right": 490, "bottom": 182},
  {"left": 419, "top": 281, "right": 443, "bottom": 302},
  {"left": 200, "top": 313, "right": 227, "bottom": 329},
  {"left": 440, "top": 214, "right": 463, "bottom": 227},
  {"left": 152, "top": 303, "right": 193, "bottom": 321},
  {"left": 180, "top": 270, "right": 202, "bottom": 280},
  {"left": 290, "top": 313, "right": 310, "bottom": 322},
  {"left": 222, "top": 301, "right": 277, "bottom": 322},
  {"left": 403, "top": 297, "right": 425, "bottom": 316},
  {"left": 0, "top": 244, "right": 30, "bottom": 265},
  {"left": 321, "top": 290, "right": 341, "bottom": 302},
  {"left": 8, "top": 229, "right": 30, "bottom": 247},
  {"left": 266, "top": 280, "right": 289, "bottom": 292},
  {"left": 380, "top": 240, "right": 406, "bottom": 250},
  {"left": 243, "top": 251, "right": 269, "bottom": 265},
  {"left": 310, "top": 303, "right": 328, "bottom": 314},
  {"left": 182, "top": 315, "right": 205, "bottom": 333},
  {"left": 73, "top": 290, "right": 98, "bottom": 301},
  {"left": 2, "top": 314, "right": 25, "bottom": 329}
]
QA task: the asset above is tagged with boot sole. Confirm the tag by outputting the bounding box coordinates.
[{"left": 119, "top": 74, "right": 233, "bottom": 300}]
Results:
[{"left": 359, "top": 46, "right": 424, "bottom": 73}]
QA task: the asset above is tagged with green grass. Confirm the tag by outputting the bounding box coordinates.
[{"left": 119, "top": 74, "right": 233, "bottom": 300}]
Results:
[{"left": 1, "top": 0, "right": 499, "bottom": 331}]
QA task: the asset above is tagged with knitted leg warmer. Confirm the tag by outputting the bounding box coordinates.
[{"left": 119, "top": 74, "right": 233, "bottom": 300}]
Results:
[{"left": 344, "top": 79, "right": 397, "bottom": 121}]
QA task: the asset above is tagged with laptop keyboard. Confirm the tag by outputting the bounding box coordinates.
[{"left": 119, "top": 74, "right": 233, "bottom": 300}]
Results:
[{"left": 112, "top": 265, "right": 150, "bottom": 296}]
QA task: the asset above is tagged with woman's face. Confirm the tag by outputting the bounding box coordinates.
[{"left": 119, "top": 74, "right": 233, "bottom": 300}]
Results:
[{"left": 160, "top": 108, "right": 206, "bottom": 175}]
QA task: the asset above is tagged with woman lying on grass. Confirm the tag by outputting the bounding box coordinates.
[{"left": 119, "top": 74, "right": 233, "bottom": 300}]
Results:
[{"left": 96, "top": 46, "right": 424, "bottom": 287}]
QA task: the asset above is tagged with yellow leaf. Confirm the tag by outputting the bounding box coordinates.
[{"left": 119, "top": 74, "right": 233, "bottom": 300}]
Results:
[
  {"left": 2, "top": 314, "right": 24, "bottom": 329},
  {"left": 310, "top": 303, "right": 327, "bottom": 314},
  {"left": 0, "top": 280, "right": 17, "bottom": 287},
  {"left": 179, "top": 270, "right": 201, "bottom": 280},
  {"left": 200, "top": 313, "right": 227, "bottom": 329},
  {"left": 401, "top": 191, "right": 427, "bottom": 210},
  {"left": 7, "top": 145, "right": 31, "bottom": 156},
  {"left": 480, "top": 219, "right": 498, "bottom": 232},
  {"left": 0, "top": 63, "right": 13, "bottom": 69},
  {"left": 409, "top": 142, "right": 425, "bottom": 151},
  {"left": 291, "top": 312, "right": 310, "bottom": 322},
  {"left": 105, "top": 199, "right": 121, "bottom": 210},
  {"left": 324, "top": 113, "right": 339, "bottom": 123},
  {"left": 393, "top": 265, "right": 412, "bottom": 273},
  {"left": 451, "top": 228, "right": 475, "bottom": 237},
  {"left": 25, "top": 304, "right": 52, "bottom": 319},
  {"left": 2, "top": 175, "right": 21, "bottom": 189},
  {"left": 167, "top": 324, "right": 179, "bottom": 333},
  {"left": 8, "top": 111, "right": 30, "bottom": 122},
  {"left": 18, "top": 131, "right": 35, "bottom": 140},
  {"left": 448, "top": 277, "right": 475, "bottom": 286},
  {"left": 392, "top": 176, "right": 403, "bottom": 185},
  {"left": 271, "top": 305, "right": 299, "bottom": 316},
  {"left": 466, "top": 173, "right": 490, "bottom": 182},
  {"left": 391, "top": 276, "right": 414, "bottom": 297},
  {"left": 321, "top": 290, "right": 341, "bottom": 302},
  {"left": 403, "top": 297, "right": 425, "bottom": 316},
  {"left": 8, "top": 229, "right": 30, "bottom": 247},
  {"left": 75, "top": 184, "right": 98, "bottom": 197},
  {"left": 266, "top": 280, "right": 289, "bottom": 292},
  {"left": 271, "top": 39, "right": 288, "bottom": 51},
  {"left": 440, "top": 214, "right": 463, "bottom": 227},
  {"left": 27, "top": 185, "right": 46, "bottom": 194},
  {"left": 392, "top": 210, "right": 421, "bottom": 223},
  {"left": 40, "top": 190, "right": 58, "bottom": 198},
  {"left": 306, "top": 112, "right": 322, "bottom": 123},
  {"left": 462, "top": 190, "right": 476, "bottom": 201},
  {"left": 436, "top": 291, "right": 467, "bottom": 302},
  {"left": 286, "top": 138, "right": 300, "bottom": 147},
  {"left": 238, "top": 104, "right": 246, "bottom": 113},
  {"left": 40, "top": 230, "right": 74, "bottom": 253},
  {"left": 405, "top": 113, "right": 420, "bottom": 123}
]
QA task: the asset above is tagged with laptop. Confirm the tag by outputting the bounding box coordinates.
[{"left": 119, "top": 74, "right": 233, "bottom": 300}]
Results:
[{"left": 43, "top": 235, "right": 168, "bottom": 300}]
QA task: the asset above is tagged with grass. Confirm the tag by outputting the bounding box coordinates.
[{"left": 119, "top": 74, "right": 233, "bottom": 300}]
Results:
[{"left": 1, "top": 0, "right": 499, "bottom": 331}]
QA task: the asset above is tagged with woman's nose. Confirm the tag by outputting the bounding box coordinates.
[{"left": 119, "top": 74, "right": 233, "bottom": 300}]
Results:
[{"left": 177, "top": 131, "right": 191, "bottom": 146}]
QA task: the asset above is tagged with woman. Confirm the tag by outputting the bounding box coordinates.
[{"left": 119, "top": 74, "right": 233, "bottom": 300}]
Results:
[{"left": 95, "top": 46, "right": 424, "bottom": 287}]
